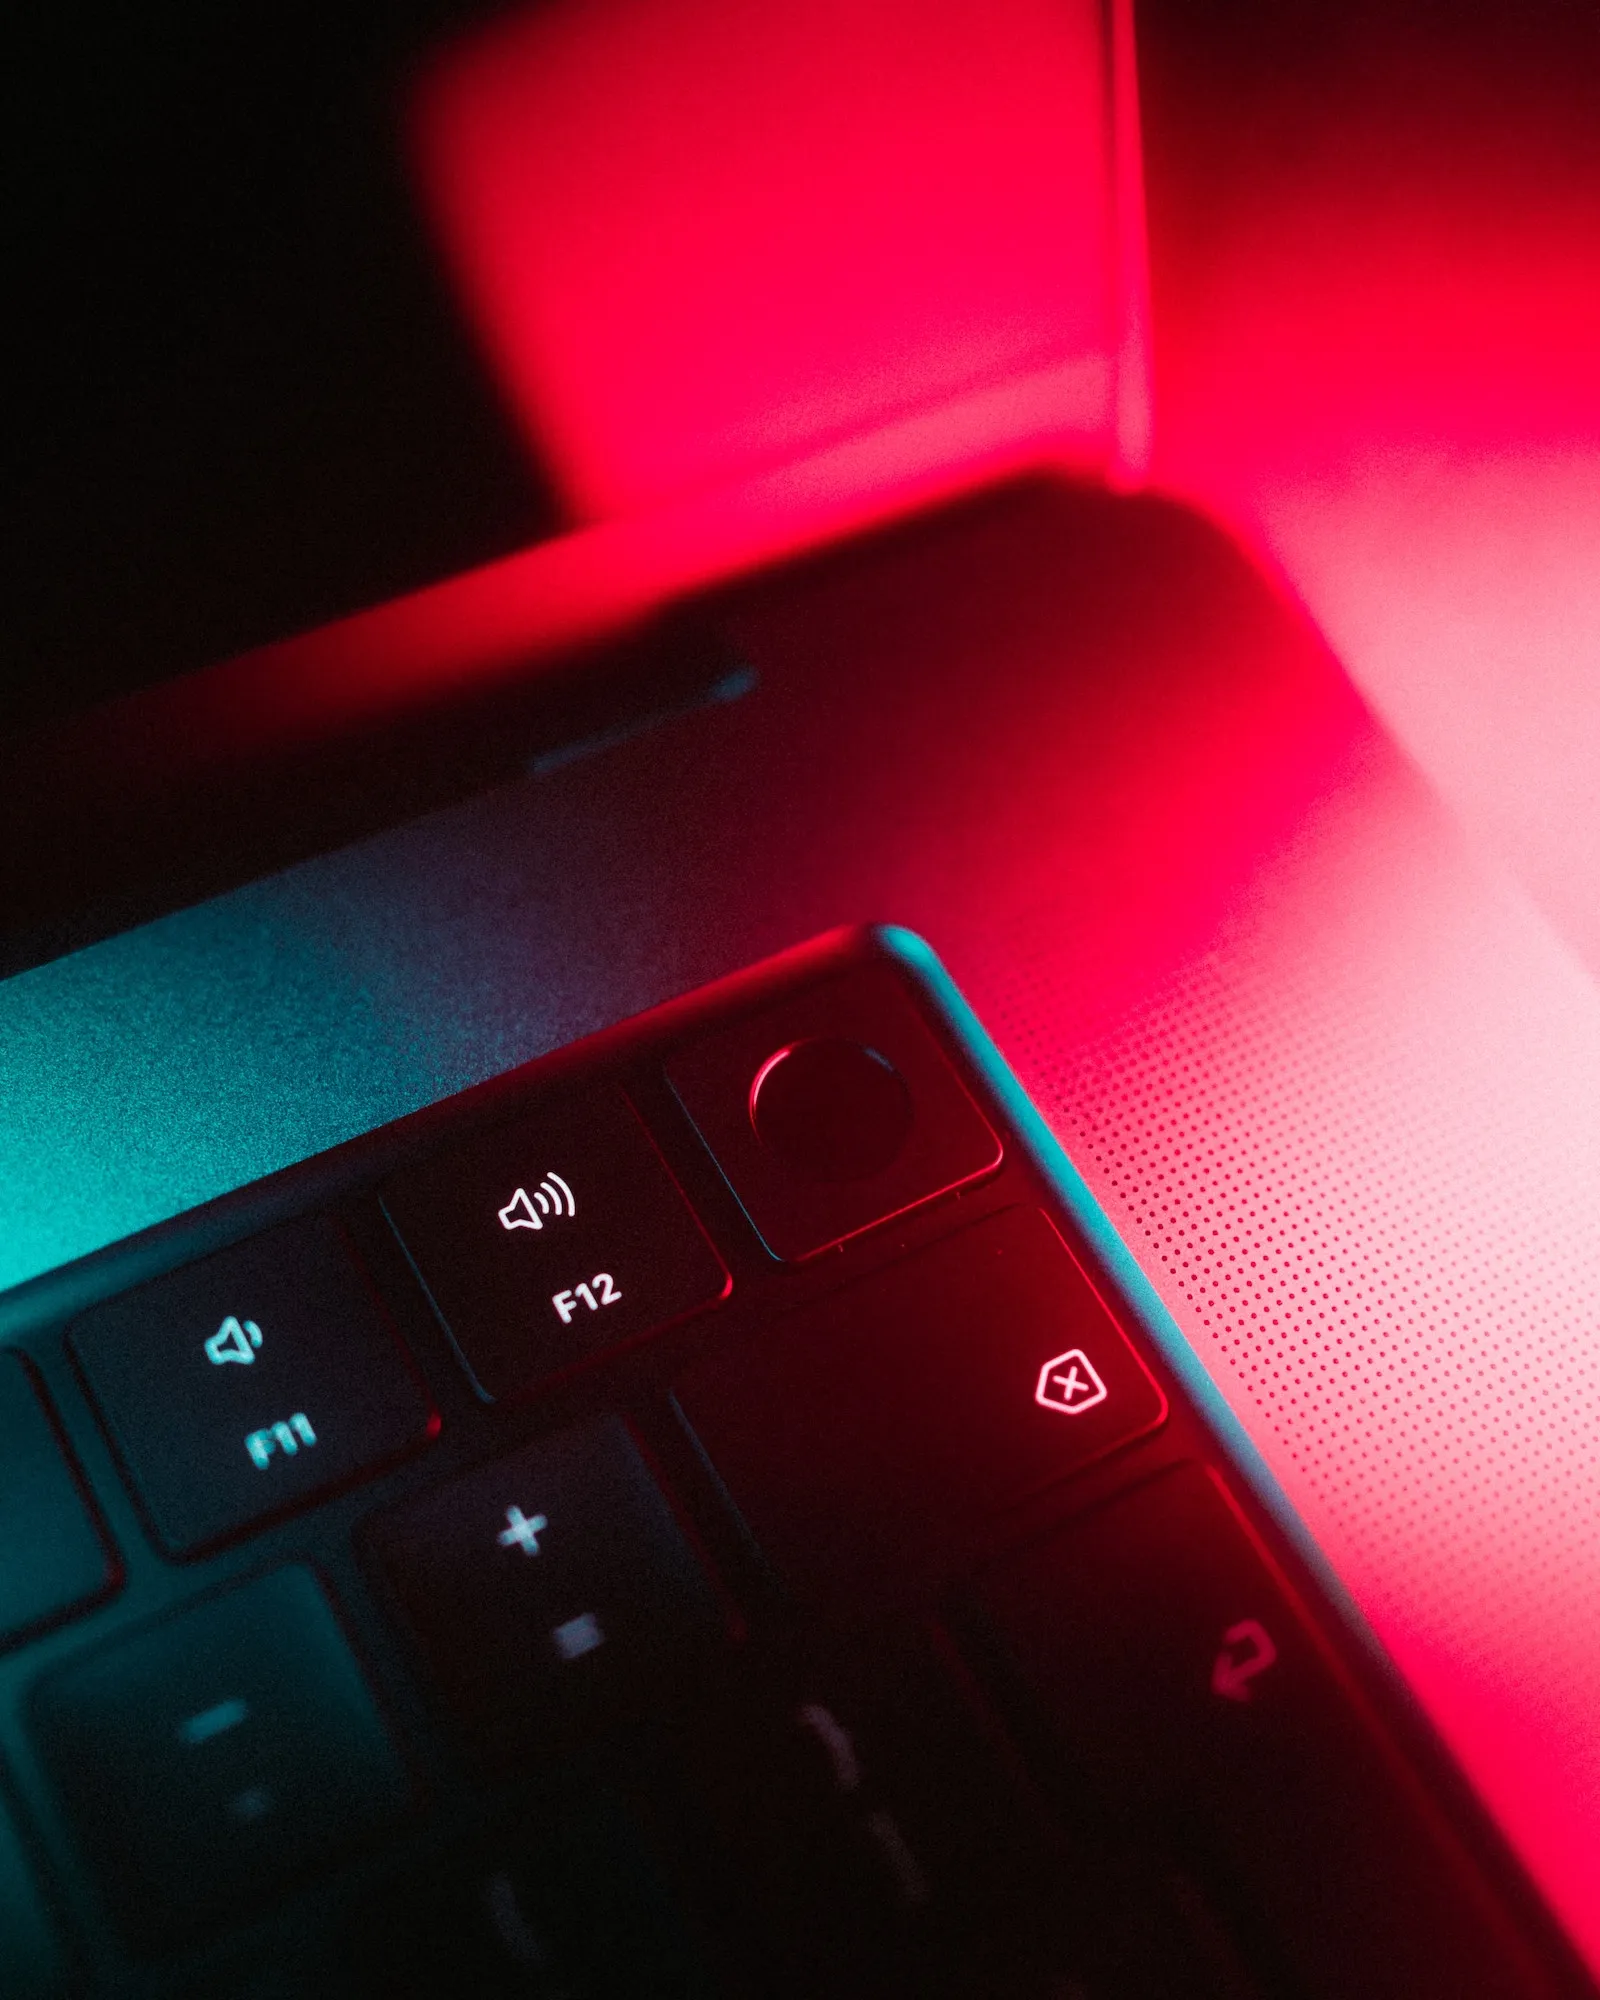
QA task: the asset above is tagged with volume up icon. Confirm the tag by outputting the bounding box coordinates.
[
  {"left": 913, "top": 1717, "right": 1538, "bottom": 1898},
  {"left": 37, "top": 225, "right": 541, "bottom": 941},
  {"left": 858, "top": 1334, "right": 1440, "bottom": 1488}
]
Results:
[{"left": 498, "top": 1174, "right": 576, "bottom": 1232}]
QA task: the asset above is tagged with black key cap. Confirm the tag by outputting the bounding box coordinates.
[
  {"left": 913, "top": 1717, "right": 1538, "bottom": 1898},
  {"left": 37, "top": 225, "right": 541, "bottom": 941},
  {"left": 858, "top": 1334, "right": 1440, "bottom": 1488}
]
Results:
[
  {"left": 33, "top": 1566, "right": 408, "bottom": 1950},
  {"left": 345, "top": 1791, "right": 717, "bottom": 2000},
  {"left": 382, "top": 1087, "right": 730, "bottom": 1400},
  {"left": 70, "top": 1218, "right": 437, "bottom": 1554},
  {"left": 673, "top": 1207, "right": 1166, "bottom": 1611},
  {"left": 971, "top": 1464, "right": 1554, "bottom": 2000},
  {"left": 360, "top": 1415, "right": 724, "bottom": 1761},
  {"left": 666, "top": 963, "right": 1001, "bottom": 1260},
  {"left": 0, "top": 1354, "right": 114, "bottom": 1644},
  {"left": 691, "top": 1638, "right": 1096, "bottom": 1998}
]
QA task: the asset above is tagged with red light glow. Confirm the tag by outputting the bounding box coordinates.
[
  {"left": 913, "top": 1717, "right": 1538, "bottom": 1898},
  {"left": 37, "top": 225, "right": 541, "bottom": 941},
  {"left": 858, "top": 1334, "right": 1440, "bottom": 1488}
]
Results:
[
  {"left": 1120, "top": 28, "right": 1600, "bottom": 1968},
  {"left": 1146, "top": 39, "right": 1600, "bottom": 987},
  {"left": 411, "top": 0, "right": 1143, "bottom": 519},
  {"left": 100, "top": 9, "right": 1600, "bottom": 1971}
]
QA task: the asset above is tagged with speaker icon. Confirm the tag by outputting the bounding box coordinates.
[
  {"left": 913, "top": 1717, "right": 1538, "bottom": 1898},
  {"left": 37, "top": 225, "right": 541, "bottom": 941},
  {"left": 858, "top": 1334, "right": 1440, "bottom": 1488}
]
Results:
[
  {"left": 206, "top": 1315, "right": 264, "bottom": 1366},
  {"left": 498, "top": 1174, "right": 577, "bottom": 1232}
]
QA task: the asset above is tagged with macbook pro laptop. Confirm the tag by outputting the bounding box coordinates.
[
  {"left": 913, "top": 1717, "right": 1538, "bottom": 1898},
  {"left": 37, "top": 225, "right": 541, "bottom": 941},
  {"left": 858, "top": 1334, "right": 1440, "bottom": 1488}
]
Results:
[{"left": 5, "top": 2, "right": 1600, "bottom": 1993}]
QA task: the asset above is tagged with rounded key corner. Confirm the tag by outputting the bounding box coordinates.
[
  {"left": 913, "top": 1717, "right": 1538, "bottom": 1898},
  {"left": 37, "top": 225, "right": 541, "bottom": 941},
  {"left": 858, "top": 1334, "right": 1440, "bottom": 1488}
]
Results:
[
  {"left": 0, "top": 1557, "right": 123, "bottom": 1661},
  {"left": 664, "top": 968, "right": 1007, "bottom": 1266},
  {"left": 755, "top": 1163, "right": 1004, "bottom": 1268},
  {"left": 1016, "top": 1398, "right": 1170, "bottom": 1511}
]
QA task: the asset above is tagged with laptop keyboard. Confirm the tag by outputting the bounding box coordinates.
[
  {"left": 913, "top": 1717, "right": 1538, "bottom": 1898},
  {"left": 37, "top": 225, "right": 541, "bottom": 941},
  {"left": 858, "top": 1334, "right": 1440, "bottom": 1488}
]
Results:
[{"left": 0, "top": 930, "right": 1581, "bottom": 1998}]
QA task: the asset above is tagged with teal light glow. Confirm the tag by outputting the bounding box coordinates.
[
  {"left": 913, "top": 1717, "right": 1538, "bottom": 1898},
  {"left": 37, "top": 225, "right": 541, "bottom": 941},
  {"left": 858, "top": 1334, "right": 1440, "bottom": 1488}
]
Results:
[
  {"left": 0, "top": 874, "right": 447, "bottom": 1293},
  {"left": 0, "top": 660, "right": 769, "bottom": 1298}
]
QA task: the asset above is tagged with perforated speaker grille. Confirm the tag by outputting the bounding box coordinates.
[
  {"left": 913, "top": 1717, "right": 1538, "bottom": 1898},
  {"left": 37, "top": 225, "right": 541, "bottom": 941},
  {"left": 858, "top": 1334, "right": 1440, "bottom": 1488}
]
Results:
[{"left": 981, "top": 742, "right": 1600, "bottom": 1955}]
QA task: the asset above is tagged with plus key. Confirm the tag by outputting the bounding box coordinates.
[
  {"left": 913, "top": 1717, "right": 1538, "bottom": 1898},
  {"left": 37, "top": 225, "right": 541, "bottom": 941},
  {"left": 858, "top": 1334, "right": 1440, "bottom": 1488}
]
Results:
[{"left": 497, "top": 1506, "right": 549, "bottom": 1556}]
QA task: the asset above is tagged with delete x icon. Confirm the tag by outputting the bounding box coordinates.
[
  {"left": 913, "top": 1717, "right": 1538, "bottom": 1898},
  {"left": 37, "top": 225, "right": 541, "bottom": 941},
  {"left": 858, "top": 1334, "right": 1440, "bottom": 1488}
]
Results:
[{"left": 1034, "top": 1348, "right": 1108, "bottom": 1416}]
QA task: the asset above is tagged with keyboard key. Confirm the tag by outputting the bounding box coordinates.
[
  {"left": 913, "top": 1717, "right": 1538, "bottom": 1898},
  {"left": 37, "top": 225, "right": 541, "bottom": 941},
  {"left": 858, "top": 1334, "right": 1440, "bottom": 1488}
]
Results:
[
  {"left": 673, "top": 1207, "right": 1166, "bottom": 1611},
  {"left": 343, "top": 1790, "right": 717, "bottom": 2000},
  {"left": 382, "top": 1087, "right": 730, "bottom": 1400},
  {"left": 688, "top": 1636, "right": 1095, "bottom": 1998},
  {"left": 971, "top": 1465, "right": 1549, "bottom": 2000},
  {"left": 33, "top": 1567, "right": 408, "bottom": 1950},
  {"left": 666, "top": 963, "right": 1002, "bottom": 1260},
  {"left": 975, "top": 1466, "right": 1334, "bottom": 1813},
  {"left": 70, "top": 1219, "right": 437, "bottom": 1554},
  {"left": 0, "top": 1354, "right": 114, "bottom": 1645},
  {"left": 360, "top": 1416, "right": 724, "bottom": 1760}
]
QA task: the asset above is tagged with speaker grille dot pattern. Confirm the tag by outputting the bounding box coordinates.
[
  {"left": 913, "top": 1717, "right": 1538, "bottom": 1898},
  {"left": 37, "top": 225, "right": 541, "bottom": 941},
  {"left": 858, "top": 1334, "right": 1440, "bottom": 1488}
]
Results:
[{"left": 972, "top": 755, "right": 1600, "bottom": 1962}]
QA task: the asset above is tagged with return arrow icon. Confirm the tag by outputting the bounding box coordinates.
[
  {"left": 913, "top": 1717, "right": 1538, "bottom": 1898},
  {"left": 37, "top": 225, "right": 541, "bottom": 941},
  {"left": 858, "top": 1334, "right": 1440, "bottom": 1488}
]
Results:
[{"left": 1210, "top": 1618, "right": 1279, "bottom": 1703}]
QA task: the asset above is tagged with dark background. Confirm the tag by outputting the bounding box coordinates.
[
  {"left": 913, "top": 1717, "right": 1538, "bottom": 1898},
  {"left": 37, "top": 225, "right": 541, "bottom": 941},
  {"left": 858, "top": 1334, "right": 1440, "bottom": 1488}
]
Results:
[
  {"left": 3, "top": 0, "right": 555, "bottom": 737},
  {"left": 5, "top": 0, "right": 1599, "bottom": 738}
]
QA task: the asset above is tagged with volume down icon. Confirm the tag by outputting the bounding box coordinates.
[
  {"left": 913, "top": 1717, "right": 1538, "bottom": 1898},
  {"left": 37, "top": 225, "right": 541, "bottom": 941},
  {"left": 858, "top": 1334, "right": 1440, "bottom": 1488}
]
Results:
[{"left": 498, "top": 1174, "right": 576, "bottom": 1232}]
